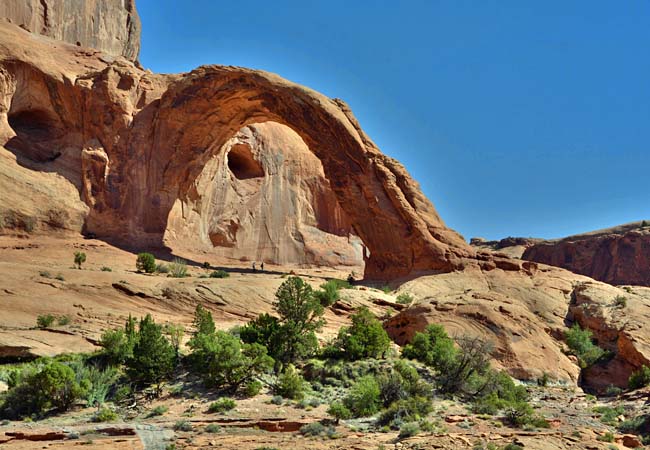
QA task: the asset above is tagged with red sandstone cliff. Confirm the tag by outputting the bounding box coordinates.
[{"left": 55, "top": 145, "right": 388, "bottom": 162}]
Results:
[{"left": 522, "top": 222, "right": 650, "bottom": 287}]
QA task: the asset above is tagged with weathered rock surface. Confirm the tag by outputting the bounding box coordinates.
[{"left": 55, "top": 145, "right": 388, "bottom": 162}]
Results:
[
  {"left": 568, "top": 282, "right": 650, "bottom": 392},
  {"left": 0, "top": 19, "right": 471, "bottom": 280},
  {"left": 386, "top": 261, "right": 650, "bottom": 390},
  {"left": 164, "top": 121, "right": 365, "bottom": 267},
  {"left": 522, "top": 222, "right": 650, "bottom": 287},
  {"left": 0, "top": 0, "right": 140, "bottom": 62}
]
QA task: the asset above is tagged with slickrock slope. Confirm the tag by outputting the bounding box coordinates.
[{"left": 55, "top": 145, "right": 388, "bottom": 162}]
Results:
[
  {"left": 386, "top": 258, "right": 650, "bottom": 390},
  {"left": 0, "top": 0, "right": 140, "bottom": 62},
  {"left": 0, "top": 19, "right": 470, "bottom": 280},
  {"left": 523, "top": 222, "right": 650, "bottom": 287}
]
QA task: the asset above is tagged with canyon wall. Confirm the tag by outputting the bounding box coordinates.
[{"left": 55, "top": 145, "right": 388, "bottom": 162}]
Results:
[{"left": 0, "top": 0, "right": 140, "bottom": 62}]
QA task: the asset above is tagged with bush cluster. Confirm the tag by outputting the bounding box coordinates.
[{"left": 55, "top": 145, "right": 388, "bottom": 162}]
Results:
[{"left": 565, "top": 324, "right": 605, "bottom": 368}]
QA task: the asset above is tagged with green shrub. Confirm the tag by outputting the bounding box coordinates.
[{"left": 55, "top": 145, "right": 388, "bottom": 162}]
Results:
[
  {"left": 239, "top": 313, "right": 283, "bottom": 361},
  {"left": 85, "top": 366, "right": 119, "bottom": 408},
  {"left": 330, "top": 307, "right": 391, "bottom": 361},
  {"left": 402, "top": 324, "right": 457, "bottom": 372},
  {"left": 208, "top": 398, "right": 236, "bottom": 414},
  {"left": 202, "top": 262, "right": 211, "bottom": 269},
  {"left": 155, "top": 263, "right": 169, "bottom": 274},
  {"left": 270, "top": 395, "right": 283, "bottom": 405},
  {"left": 244, "top": 380, "right": 263, "bottom": 397},
  {"left": 377, "top": 396, "right": 433, "bottom": 428},
  {"left": 136, "top": 253, "right": 156, "bottom": 273},
  {"left": 169, "top": 258, "right": 188, "bottom": 278},
  {"left": 274, "top": 365, "right": 305, "bottom": 400},
  {"left": 205, "top": 424, "right": 221, "bottom": 433},
  {"left": 174, "top": 420, "right": 192, "bottom": 431},
  {"left": 396, "top": 293, "right": 414, "bottom": 305},
  {"left": 398, "top": 422, "right": 420, "bottom": 438},
  {"left": 314, "top": 280, "right": 341, "bottom": 307},
  {"left": 597, "top": 432, "right": 615, "bottom": 442},
  {"left": 147, "top": 405, "right": 168, "bottom": 417},
  {"left": 74, "top": 251, "right": 86, "bottom": 269},
  {"left": 55, "top": 274, "right": 65, "bottom": 281},
  {"left": 613, "top": 295, "right": 627, "bottom": 308},
  {"left": 536, "top": 372, "right": 550, "bottom": 387},
  {"left": 503, "top": 401, "right": 534, "bottom": 427},
  {"left": 92, "top": 407, "right": 118, "bottom": 422},
  {"left": 565, "top": 324, "right": 605, "bottom": 368},
  {"left": 502, "top": 445, "right": 524, "bottom": 450},
  {"left": 100, "top": 322, "right": 136, "bottom": 366},
  {"left": 377, "top": 360, "right": 432, "bottom": 408},
  {"left": 593, "top": 405, "right": 625, "bottom": 425},
  {"left": 327, "top": 401, "right": 352, "bottom": 423},
  {"left": 629, "top": 365, "right": 650, "bottom": 390},
  {"left": 37, "top": 314, "right": 55, "bottom": 328},
  {"left": 39, "top": 271, "right": 51, "bottom": 278},
  {"left": 57, "top": 315, "right": 71, "bottom": 326},
  {"left": 0, "top": 361, "right": 87, "bottom": 419},
  {"left": 605, "top": 385, "right": 623, "bottom": 397},
  {"left": 209, "top": 270, "right": 229, "bottom": 278},
  {"left": 344, "top": 375, "right": 381, "bottom": 417},
  {"left": 100, "top": 266, "right": 112, "bottom": 272},
  {"left": 187, "top": 318, "right": 273, "bottom": 392},
  {"left": 299, "top": 422, "right": 326, "bottom": 437}
]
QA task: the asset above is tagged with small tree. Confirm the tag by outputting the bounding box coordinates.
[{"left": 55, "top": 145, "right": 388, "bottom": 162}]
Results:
[
  {"left": 126, "top": 314, "right": 175, "bottom": 391},
  {"left": 165, "top": 324, "right": 185, "bottom": 361},
  {"left": 74, "top": 251, "right": 86, "bottom": 269},
  {"left": 239, "top": 313, "right": 283, "bottom": 362},
  {"left": 136, "top": 253, "right": 156, "bottom": 273},
  {"left": 100, "top": 329, "right": 131, "bottom": 365},
  {"left": 273, "top": 276, "right": 325, "bottom": 364},
  {"left": 199, "top": 331, "right": 273, "bottom": 391},
  {"left": 333, "top": 307, "right": 391, "bottom": 360}
]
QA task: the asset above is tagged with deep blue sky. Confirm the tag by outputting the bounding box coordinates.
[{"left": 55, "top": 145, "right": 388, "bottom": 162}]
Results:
[{"left": 137, "top": 1, "right": 650, "bottom": 241}]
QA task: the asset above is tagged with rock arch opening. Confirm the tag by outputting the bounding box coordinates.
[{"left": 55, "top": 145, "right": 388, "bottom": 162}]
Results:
[
  {"left": 227, "top": 143, "right": 264, "bottom": 180},
  {"left": 163, "top": 121, "right": 366, "bottom": 271}
]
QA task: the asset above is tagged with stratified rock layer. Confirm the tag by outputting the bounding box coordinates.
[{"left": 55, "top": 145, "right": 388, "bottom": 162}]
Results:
[
  {"left": 523, "top": 223, "right": 650, "bottom": 287},
  {"left": 0, "top": 0, "right": 140, "bottom": 62}
]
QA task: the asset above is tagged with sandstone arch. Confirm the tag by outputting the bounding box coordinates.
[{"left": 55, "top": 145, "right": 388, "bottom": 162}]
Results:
[
  {"left": 121, "top": 66, "right": 472, "bottom": 279},
  {"left": 0, "top": 23, "right": 472, "bottom": 280}
]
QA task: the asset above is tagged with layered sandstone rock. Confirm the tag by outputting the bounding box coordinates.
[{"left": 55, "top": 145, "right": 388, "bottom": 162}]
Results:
[
  {"left": 0, "top": 19, "right": 471, "bottom": 279},
  {"left": 523, "top": 223, "right": 650, "bottom": 287},
  {"left": 0, "top": 0, "right": 140, "bottom": 62}
]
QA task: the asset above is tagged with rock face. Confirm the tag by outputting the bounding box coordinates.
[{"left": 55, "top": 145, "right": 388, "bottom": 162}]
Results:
[
  {"left": 385, "top": 261, "right": 650, "bottom": 389},
  {"left": 522, "top": 223, "right": 650, "bottom": 287},
  {"left": 0, "top": 19, "right": 471, "bottom": 280},
  {"left": 164, "top": 121, "right": 365, "bottom": 267},
  {"left": 0, "top": 0, "right": 140, "bottom": 62}
]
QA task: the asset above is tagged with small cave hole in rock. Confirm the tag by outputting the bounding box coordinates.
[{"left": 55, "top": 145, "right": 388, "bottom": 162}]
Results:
[
  {"left": 6, "top": 108, "right": 62, "bottom": 162},
  {"left": 227, "top": 144, "right": 264, "bottom": 180}
]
